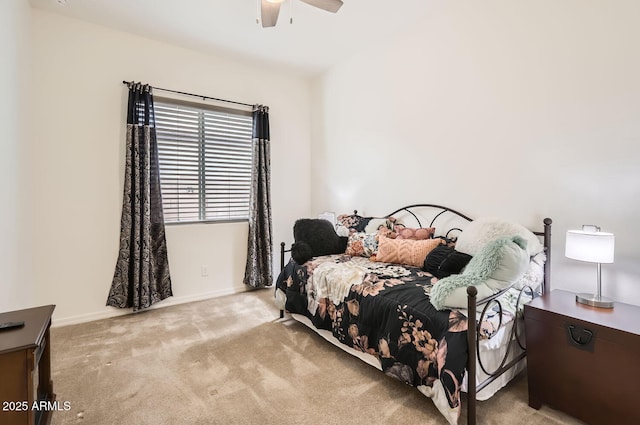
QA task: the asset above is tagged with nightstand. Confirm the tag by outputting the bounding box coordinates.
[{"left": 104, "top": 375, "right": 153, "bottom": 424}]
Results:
[
  {"left": 524, "top": 290, "right": 640, "bottom": 425},
  {"left": 0, "top": 305, "right": 56, "bottom": 425}
]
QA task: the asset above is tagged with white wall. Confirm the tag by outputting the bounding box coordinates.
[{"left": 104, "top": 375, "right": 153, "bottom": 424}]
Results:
[
  {"left": 29, "top": 10, "right": 311, "bottom": 325},
  {"left": 14, "top": 1, "right": 640, "bottom": 322},
  {"left": 0, "top": 0, "right": 33, "bottom": 313},
  {"left": 311, "top": 0, "right": 640, "bottom": 304}
]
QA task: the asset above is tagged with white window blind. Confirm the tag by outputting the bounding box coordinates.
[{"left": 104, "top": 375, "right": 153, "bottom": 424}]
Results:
[{"left": 154, "top": 97, "right": 253, "bottom": 224}]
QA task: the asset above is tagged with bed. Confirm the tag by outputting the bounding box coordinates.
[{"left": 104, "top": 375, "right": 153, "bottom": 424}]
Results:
[{"left": 274, "top": 204, "right": 552, "bottom": 425}]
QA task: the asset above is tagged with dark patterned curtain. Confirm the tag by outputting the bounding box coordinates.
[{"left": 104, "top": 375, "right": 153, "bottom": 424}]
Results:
[
  {"left": 107, "top": 83, "right": 172, "bottom": 311},
  {"left": 243, "top": 105, "right": 273, "bottom": 288}
]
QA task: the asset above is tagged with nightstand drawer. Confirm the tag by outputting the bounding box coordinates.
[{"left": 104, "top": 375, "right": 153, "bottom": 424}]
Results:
[
  {"left": 526, "top": 306, "right": 640, "bottom": 351},
  {"left": 525, "top": 290, "right": 640, "bottom": 425}
]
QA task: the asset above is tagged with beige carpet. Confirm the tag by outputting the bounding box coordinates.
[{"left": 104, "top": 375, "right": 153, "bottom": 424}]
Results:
[{"left": 50, "top": 289, "right": 583, "bottom": 425}]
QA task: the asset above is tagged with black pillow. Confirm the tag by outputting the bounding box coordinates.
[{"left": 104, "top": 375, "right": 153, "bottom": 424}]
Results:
[
  {"left": 423, "top": 245, "right": 472, "bottom": 279},
  {"left": 423, "top": 245, "right": 453, "bottom": 275},
  {"left": 291, "top": 219, "right": 348, "bottom": 265}
]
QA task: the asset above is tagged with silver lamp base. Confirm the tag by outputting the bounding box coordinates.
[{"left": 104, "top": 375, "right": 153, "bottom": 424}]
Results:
[{"left": 576, "top": 293, "right": 614, "bottom": 309}]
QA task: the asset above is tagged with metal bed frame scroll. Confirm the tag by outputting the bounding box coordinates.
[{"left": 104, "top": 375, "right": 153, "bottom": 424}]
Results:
[{"left": 278, "top": 205, "right": 552, "bottom": 425}]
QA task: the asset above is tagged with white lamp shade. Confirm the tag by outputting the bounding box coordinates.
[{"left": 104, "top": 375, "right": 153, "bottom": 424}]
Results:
[{"left": 565, "top": 230, "right": 615, "bottom": 263}]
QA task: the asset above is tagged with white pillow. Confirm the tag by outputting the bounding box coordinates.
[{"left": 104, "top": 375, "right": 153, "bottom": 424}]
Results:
[
  {"left": 335, "top": 224, "right": 350, "bottom": 237},
  {"left": 430, "top": 235, "right": 530, "bottom": 310},
  {"left": 513, "top": 251, "right": 546, "bottom": 291},
  {"left": 455, "top": 217, "right": 543, "bottom": 257},
  {"left": 364, "top": 218, "right": 390, "bottom": 234}
]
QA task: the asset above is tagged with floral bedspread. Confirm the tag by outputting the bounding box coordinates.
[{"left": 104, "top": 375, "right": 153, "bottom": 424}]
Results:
[{"left": 275, "top": 254, "right": 471, "bottom": 424}]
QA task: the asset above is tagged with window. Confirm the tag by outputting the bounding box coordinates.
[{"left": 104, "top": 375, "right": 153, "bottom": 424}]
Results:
[{"left": 154, "top": 97, "right": 253, "bottom": 224}]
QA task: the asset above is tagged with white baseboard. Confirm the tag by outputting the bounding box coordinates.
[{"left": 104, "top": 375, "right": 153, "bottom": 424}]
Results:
[{"left": 51, "top": 287, "right": 246, "bottom": 327}]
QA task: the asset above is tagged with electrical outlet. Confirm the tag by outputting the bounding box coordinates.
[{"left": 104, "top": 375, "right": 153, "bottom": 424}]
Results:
[{"left": 201, "top": 266, "right": 208, "bottom": 277}]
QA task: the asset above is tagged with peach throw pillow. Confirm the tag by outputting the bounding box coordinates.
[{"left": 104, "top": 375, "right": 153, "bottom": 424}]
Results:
[{"left": 375, "top": 237, "right": 444, "bottom": 268}]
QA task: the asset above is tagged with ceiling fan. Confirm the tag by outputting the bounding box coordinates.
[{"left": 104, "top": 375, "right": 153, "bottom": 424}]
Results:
[{"left": 259, "top": 0, "right": 343, "bottom": 28}]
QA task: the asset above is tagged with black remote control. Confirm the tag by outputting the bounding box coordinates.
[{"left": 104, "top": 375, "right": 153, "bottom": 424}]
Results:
[{"left": 0, "top": 321, "right": 25, "bottom": 330}]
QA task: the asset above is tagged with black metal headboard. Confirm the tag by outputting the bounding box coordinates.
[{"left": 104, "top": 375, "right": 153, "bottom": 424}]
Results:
[
  {"left": 382, "top": 204, "right": 473, "bottom": 241},
  {"left": 385, "top": 203, "right": 473, "bottom": 227}
]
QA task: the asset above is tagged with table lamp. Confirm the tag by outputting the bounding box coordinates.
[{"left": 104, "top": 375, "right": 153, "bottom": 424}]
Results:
[{"left": 565, "top": 225, "right": 615, "bottom": 308}]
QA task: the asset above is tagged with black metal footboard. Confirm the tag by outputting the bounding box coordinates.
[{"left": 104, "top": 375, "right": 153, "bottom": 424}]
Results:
[{"left": 465, "top": 217, "right": 551, "bottom": 425}]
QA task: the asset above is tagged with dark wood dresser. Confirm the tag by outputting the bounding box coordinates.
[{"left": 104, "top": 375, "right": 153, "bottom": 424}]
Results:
[
  {"left": 0, "top": 305, "right": 56, "bottom": 425},
  {"left": 524, "top": 290, "right": 640, "bottom": 424}
]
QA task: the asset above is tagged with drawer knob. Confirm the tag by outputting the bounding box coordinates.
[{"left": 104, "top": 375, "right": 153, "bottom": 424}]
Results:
[{"left": 568, "top": 325, "right": 593, "bottom": 347}]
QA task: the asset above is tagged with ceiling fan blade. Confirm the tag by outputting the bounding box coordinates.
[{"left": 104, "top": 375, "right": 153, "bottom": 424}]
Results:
[
  {"left": 298, "top": 0, "right": 343, "bottom": 13},
  {"left": 261, "top": 0, "right": 282, "bottom": 28}
]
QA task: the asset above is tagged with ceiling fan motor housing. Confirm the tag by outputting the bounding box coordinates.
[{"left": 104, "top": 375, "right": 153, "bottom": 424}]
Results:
[{"left": 260, "top": 0, "right": 343, "bottom": 28}]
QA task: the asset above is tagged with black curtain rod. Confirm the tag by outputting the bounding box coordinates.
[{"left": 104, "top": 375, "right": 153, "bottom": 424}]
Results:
[{"left": 122, "top": 80, "right": 254, "bottom": 108}]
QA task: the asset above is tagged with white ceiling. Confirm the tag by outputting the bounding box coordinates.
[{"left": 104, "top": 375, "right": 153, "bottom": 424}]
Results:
[{"left": 28, "top": 0, "right": 434, "bottom": 76}]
